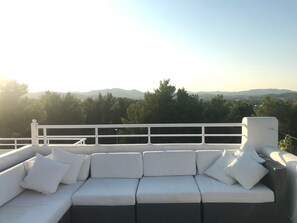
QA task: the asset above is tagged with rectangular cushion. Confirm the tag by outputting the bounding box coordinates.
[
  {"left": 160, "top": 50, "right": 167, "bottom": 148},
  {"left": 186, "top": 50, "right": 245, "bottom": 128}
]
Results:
[
  {"left": 143, "top": 150, "right": 196, "bottom": 176},
  {"left": 195, "top": 150, "right": 224, "bottom": 174},
  {"left": 0, "top": 163, "right": 26, "bottom": 207},
  {"left": 91, "top": 152, "right": 143, "bottom": 179},
  {"left": 195, "top": 175, "right": 274, "bottom": 203},
  {"left": 137, "top": 176, "right": 201, "bottom": 204},
  {"left": 0, "top": 181, "right": 84, "bottom": 223},
  {"left": 72, "top": 178, "right": 139, "bottom": 206}
]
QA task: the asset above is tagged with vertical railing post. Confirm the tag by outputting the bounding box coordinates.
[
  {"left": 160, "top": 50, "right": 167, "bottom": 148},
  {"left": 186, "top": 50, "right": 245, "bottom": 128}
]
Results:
[
  {"left": 14, "top": 139, "right": 17, "bottom": 149},
  {"left": 95, "top": 128, "right": 99, "bottom": 145},
  {"left": 31, "top": 119, "right": 39, "bottom": 146},
  {"left": 201, "top": 125, "right": 205, "bottom": 144},
  {"left": 148, "top": 126, "right": 151, "bottom": 144},
  {"left": 43, "top": 128, "right": 48, "bottom": 145}
]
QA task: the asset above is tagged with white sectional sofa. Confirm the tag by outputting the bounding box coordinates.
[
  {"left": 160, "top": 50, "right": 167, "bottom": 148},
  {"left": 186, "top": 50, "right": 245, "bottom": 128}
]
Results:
[{"left": 0, "top": 147, "right": 288, "bottom": 223}]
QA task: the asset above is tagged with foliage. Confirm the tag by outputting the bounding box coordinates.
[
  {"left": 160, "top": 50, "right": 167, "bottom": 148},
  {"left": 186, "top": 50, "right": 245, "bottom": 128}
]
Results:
[
  {"left": 123, "top": 80, "right": 205, "bottom": 123},
  {"left": 279, "top": 135, "right": 296, "bottom": 154},
  {"left": 0, "top": 78, "right": 296, "bottom": 153},
  {"left": 0, "top": 79, "right": 41, "bottom": 137},
  {"left": 226, "top": 101, "right": 254, "bottom": 122},
  {"left": 83, "top": 93, "right": 133, "bottom": 124},
  {"left": 255, "top": 97, "right": 291, "bottom": 134},
  {"left": 203, "top": 95, "right": 229, "bottom": 122},
  {"left": 40, "top": 92, "right": 84, "bottom": 124}
]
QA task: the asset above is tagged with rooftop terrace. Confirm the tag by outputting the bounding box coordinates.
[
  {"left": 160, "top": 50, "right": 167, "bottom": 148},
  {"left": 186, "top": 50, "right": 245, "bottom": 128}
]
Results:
[{"left": 0, "top": 117, "right": 296, "bottom": 223}]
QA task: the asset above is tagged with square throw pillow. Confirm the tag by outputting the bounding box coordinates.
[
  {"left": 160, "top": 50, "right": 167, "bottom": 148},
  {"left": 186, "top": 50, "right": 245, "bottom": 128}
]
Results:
[
  {"left": 23, "top": 154, "right": 52, "bottom": 173},
  {"left": 205, "top": 150, "right": 237, "bottom": 185},
  {"left": 51, "top": 149, "right": 84, "bottom": 184},
  {"left": 20, "top": 153, "right": 69, "bottom": 195},
  {"left": 234, "top": 141, "right": 253, "bottom": 155},
  {"left": 234, "top": 141, "right": 265, "bottom": 164},
  {"left": 238, "top": 149, "right": 265, "bottom": 164},
  {"left": 224, "top": 155, "right": 268, "bottom": 190},
  {"left": 23, "top": 158, "right": 35, "bottom": 173}
]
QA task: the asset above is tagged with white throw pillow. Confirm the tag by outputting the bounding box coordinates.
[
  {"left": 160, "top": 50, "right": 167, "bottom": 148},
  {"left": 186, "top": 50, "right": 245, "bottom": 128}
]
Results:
[
  {"left": 234, "top": 141, "right": 253, "bottom": 156},
  {"left": 20, "top": 153, "right": 69, "bottom": 195},
  {"left": 234, "top": 141, "right": 265, "bottom": 164},
  {"left": 77, "top": 155, "right": 91, "bottom": 181},
  {"left": 23, "top": 155, "right": 52, "bottom": 173},
  {"left": 24, "top": 153, "right": 89, "bottom": 181},
  {"left": 238, "top": 149, "right": 265, "bottom": 164},
  {"left": 205, "top": 150, "right": 237, "bottom": 185},
  {"left": 51, "top": 149, "right": 84, "bottom": 184},
  {"left": 23, "top": 158, "right": 35, "bottom": 173},
  {"left": 224, "top": 155, "right": 268, "bottom": 190}
]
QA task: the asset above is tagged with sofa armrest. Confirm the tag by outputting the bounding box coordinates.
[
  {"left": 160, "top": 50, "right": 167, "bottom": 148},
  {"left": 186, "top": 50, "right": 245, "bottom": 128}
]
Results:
[
  {"left": 261, "top": 157, "right": 287, "bottom": 204},
  {"left": 260, "top": 155, "right": 288, "bottom": 223}
]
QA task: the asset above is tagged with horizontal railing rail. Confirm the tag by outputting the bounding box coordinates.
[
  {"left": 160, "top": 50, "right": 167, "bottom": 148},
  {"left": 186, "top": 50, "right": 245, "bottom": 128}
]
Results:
[
  {"left": 0, "top": 137, "right": 87, "bottom": 150},
  {"left": 0, "top": 138, "right": 32, "bottom": 150},
  {"left": 31, "top": 120, "right": 244, "bottom": 145}
]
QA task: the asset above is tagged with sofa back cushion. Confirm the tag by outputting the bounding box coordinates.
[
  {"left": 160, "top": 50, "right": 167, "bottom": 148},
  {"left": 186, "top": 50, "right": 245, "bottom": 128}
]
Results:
[
  {"left": 0, "top": 163, "right": 26, "bottom": 207},
  {"left": 196, "top": 150, "right": 224, "bottom": 174},
  {"left": 143, "top": 150, "right": 196, "bottom": 176},
  {"left": 91, "top": 152, "right": 143, "bottom": 179}
]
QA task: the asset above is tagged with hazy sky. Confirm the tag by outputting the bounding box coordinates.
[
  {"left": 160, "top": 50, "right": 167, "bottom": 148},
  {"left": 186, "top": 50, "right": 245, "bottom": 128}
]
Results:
[{"left": 0, "top": 0, "right": 296, "bottom": 92}]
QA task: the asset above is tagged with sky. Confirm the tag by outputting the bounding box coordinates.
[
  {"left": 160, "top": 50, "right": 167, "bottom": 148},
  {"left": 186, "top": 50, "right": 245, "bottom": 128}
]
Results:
[{"left": 0, "top": 0, "right": 296, "bottom": 93}]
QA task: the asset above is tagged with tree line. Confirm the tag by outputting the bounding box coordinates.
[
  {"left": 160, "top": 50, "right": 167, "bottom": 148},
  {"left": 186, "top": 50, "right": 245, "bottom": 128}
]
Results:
[{"left": 0, "top": 79, "right": 296, "bottom": 152}]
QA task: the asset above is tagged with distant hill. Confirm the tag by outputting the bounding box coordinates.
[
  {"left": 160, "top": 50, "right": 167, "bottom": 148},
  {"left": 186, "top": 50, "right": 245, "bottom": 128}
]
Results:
[
  {"left": 27, "top": 88, "right": 297, "bottom": 101},
  {"left": 76, "top": 88, "right": 144, "bottom": 100},
  {"left": 27, "top": 88, "right": 144, "bottom": 100},
  {"left": 193, "top": 89, "right": 297, "bottom": 100}
]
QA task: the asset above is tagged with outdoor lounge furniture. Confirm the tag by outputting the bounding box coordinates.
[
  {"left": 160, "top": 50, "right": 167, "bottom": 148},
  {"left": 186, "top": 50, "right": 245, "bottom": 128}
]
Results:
[{"left": 0, "top": 148, "right": 288, "bottom": 223}]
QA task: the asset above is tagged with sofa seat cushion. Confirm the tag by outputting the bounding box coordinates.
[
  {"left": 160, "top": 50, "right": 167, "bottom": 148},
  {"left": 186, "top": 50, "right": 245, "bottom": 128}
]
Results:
[
  {"left": 137, "top": 176, "right": 201, "bottom": 204},
  {"left": 195, "top": 175, "right": 274, "bottom": 203},
  {"left": 0, "top": 181, "right": 84, "bottom": 223},
  {"left": 72, "top": 178, "right": 139, "bottom": 206}
]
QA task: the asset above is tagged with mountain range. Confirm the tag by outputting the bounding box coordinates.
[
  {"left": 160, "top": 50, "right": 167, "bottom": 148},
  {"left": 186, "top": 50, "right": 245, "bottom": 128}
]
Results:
[{"left": 27, "top": 88, "right": 297, "bottom": 101}]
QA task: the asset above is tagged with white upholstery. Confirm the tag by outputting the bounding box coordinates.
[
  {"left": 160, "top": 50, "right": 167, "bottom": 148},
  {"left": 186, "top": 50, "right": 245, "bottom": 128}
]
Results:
[
  {"left": 234, "top": 148, "right": 265, "bottom": 164},
  {"left": 20, "top": 154, "right": 69, "bottom": 195},
  {"left": 77, "top": 155, "right": 91, "bottom": 181},
  {"left": 143, "top": 150, "right": 196, "bottom": 176},
  {"left": 204, "top": 150, "right": 237, "bottom": 185},
  {"left": 0, "top": 181, "right": 83, "bottom": 223},
  {"left": 24, "top": 154, "right": 90, "bottom": 181},
  {"left": 195, "top": 175, "right": 274, "bottom": 203},
  {"left": 196, "top": 150, "right": 224, "bottom": 174},
  {"left": 72, "top": 178, "right": 139, "bottom": 206},
  {"left": 51, "top": 149, "right": 84, "bottom": 184},
  {"left": 224, "top": 154, "right": 268, "bottom": 190},
  {"left": 91, "top": 152, "right": 143, "bottom": 178},
  {"left": 0, "top": 163, "right": 26, "bottom": 207},
  {"left": 137, "top": 176, "right": 201, "bottom": 204}
]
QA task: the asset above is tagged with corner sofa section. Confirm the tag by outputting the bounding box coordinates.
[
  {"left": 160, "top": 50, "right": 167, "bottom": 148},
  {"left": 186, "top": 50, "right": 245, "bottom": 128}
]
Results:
[
  {"left": 0, "top": 162, "right": 83, "bottom": 223},
  {"left": 195, "top": 150, "right": 288, "bottom": 223}
]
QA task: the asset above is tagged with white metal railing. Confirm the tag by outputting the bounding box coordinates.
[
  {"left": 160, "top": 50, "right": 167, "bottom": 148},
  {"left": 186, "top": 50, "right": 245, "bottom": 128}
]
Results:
[
  {"left": 0, "top": 136, "right": 86, "bottom": 150},
  {"left": 31, "top": 119, "right": 243, "bottom": 146},
  {"left": 0, "top": 138, "right": 32, "bottom": 150}
]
